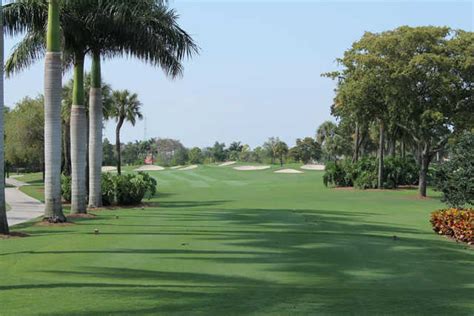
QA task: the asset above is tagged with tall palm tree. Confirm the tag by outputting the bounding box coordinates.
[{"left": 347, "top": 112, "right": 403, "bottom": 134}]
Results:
[
  {"left": 109, "top": 90, "right": 143, "bottom": 175},
  {"left": 0, "top": 4, "right": 9, "bottom": 234},
  {"left": 85, "top": 0, "right": 198, "bottom": 207},
  {"left": 44, "top": 0, "right": 66, "bottom": 221},
  {"left": 3, "top": 0, "right": 198, "bottom": 212}
]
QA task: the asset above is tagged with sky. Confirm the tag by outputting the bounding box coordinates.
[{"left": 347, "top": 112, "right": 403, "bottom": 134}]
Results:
[{"left": 4, "top": 0, "right": 473, "bottom": 148}]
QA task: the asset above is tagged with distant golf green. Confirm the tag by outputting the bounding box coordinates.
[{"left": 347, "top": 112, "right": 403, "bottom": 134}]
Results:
[{"left": 1, "top": 165, "right": 473, "bottom": 315}]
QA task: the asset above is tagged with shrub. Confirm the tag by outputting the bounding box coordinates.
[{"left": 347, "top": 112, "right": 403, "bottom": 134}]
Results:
[
  {"left": 323, "top": 161, "right": 352, "bottom": 187},
  {"left": 430, "top": 208, "right": 474, "bottom": 245},
  {"left": 323, "top": 156, "right": 419, "bottom": 189},
  {"left": 104, "top": 172, "right": 157, "bottom": 206},
  {"left": 384, "top": 156, "right": 419, "bottom": 189},
  {"left": 101, "top": 173, "right": 115, "bottom": 206},
  {"left": 62, "top": 172, "right": 157, "bottom": 206},
  {"left": 434, "top": 132, "right": 474, "bottom": 208},
  {"left": 61, "top": 175, "right": 72, "bottom": 203}
]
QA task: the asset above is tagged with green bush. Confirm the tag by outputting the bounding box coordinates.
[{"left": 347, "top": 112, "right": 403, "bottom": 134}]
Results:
[
  {"left": 62, "top": 172, "right": 157, "bottom": 206},
  {"left": 323, "top": 161, "right": 352, "bottom": 187},
  {"left": 104, "top": 172, "right": 157, "bottom": 206},
  {"left": 434, "top": 132, "right": 474, "bottom": 208},
  {"left": 101, "top": 173, "right": 115, "bottom": 206},
  {"left": 61, "top": 175, "right": 72, "bottom": 202},
  {"left": 323, "top": 156, "right": 419, "bottom": 189}
]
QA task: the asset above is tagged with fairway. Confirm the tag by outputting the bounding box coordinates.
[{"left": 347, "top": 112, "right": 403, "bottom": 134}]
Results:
[{"left": 1, "top": 165, "right": 473, "bottom": 315}]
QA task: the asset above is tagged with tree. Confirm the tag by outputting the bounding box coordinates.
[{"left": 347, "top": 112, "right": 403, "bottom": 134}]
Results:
[
  {"left": 102, "top": 138, "right": 115, "bottom": 166},
  {"left": 434, "top": 132, "right": 474, "bottom": 208},
  {"left": 263, "top": 137, "right": 280, "bottom": 164},
  {"left": 228, "top": 141, "right": 243, "bottom": 161},
  {"left": 4, "top": 0, "right": 198, "bottom": 211},
  {"left": 376, "top": 27, "right": 471, "bottom": 196},
  {"left": 291, "top": 137, "right": 321, "bottom": 164},
  {"left": 316, "top": 121, "right": 351, "bottom": 161},
  {"left": 61, "top": 74, "right": 112, "bottom": 176},
  {"left": 153, "top": 138, "right": 186, "bottom": 166},
  {"left": 210, "top": 142, "right": 227, "bottom": 162},
  {"left": 5, "top": 97, "right": 44, "bottom": 173},
  {"left": 109, "top": 90, "right": 143, "bottom": 174},
  {"left": 0, "top": 3, "right": 8, "bottom": 234},
  {"left": 274, "top": 141, "right": 289, "bottom": 167},
  {"left": 85, "top": 0, "right": 197, "bottom": 207},
  {"left": 188, "top": 147, "right": 203, "bottom": 164}
]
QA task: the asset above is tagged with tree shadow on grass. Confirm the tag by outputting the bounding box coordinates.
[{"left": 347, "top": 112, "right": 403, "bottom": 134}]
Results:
[
  {"left": 148, "top": 200, "right": 233, "bottom": 209},
  {"left": 2, "top": 206, "right": 473, "bottom": 314}
]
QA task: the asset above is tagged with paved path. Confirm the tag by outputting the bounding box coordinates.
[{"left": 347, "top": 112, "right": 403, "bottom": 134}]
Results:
[{"left": 5, "top": 178, "right": 44, "bottom": 227}]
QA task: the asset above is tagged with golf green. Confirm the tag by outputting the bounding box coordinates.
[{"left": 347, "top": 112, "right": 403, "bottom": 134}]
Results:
[{"left": 1, "top": 165, "right": 473, "bottom": 315}]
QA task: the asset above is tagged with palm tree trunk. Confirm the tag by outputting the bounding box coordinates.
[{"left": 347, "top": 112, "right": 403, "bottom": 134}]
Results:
[
  {"left": 116, "top": 118, "right": 124, "bottom": 175},
  {"left": 0, "top": 10, "right": 9, "bottom": 235},
  {"left": 70, "top": 55, "right": 87, "bottom": 214},
  {"left": 377, "top": 120, "right": 384, "bottom": 189},
  {"left": 88, "top": 53, "right": 103, "bottom": 207},
  {"left": 44, "top": 0, "right": 65, "bottom": 222},
  {"left": 418, "top": 142, "right": 430, "bottom": 198},
  {"left": 353, "top": 122, "right": 360, "bottom": 163},
  {"left": 62, "top": 121, "right": 71, "bottom": 176}
]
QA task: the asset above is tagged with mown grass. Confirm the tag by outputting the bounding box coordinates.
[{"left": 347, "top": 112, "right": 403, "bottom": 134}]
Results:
[{"left": 1, "top": 164, "right": 472, "bottom": 315}]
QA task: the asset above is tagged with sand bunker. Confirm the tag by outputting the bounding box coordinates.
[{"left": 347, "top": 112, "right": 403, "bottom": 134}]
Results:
[
  {"left": 219, "top": 161, "right": 237, "bottom": 167},
  {"left": 179, "top": 165, "right": 198, "bottom": 171},
  {"left": 275, "top": 169, "right": 304, "bottom": 174},
  {"left": 301, "top": 164, "right": 325, "bottom": 171},
  {"left": 102, "top": 166, "right": 117, "bottom": 172},
  {"left": 135, "top": 165, "right": 165, "bottom": 171},
  {"left": 234, "top": 166, "right": 271, "bottom": 171}
]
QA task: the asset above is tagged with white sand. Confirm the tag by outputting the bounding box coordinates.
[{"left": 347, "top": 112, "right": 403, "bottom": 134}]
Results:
[
  {"left": 234, "top": 166, "right": 271, "bottom": 171},
  {"left": 219, "top": 161, "right": 237, "bottom": 167},
  {"left": 301, "top": 164, "right": 325, "bottom": 171},
  {"left": 102, "top": 166, "right": 117, "bottom": 172},
  {"left": 275, "top": 169, "right": 304, "bottom": 174},
  {"left": 179, "top": 165, "right": 198, "bottom": 171},
  {"left": 135, "top": 165, "right": 165, "bottom": 171}
]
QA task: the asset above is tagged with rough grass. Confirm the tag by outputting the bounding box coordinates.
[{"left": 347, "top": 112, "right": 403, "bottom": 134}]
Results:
[{"left": 1, "top": 165, "right": 473, "bottom": 315}]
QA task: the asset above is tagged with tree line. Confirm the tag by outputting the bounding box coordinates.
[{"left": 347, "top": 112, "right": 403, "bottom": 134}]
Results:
[
  {"left": 102, "top": 123, "right": 351, "bottom": 169},
  {"left": 323, "top": 26, "right": 473, "bottom": 197},
  {"left": 0, "top": 0, "right": 198, "bottom": 234}
]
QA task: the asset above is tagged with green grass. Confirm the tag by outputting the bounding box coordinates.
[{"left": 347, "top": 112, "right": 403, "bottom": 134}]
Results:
[
  {"left": 1, "top": 165, "right": 473, "bottom": 315},
  {"left": 16, "top": 173, "right": 45, "bottom": 202}
]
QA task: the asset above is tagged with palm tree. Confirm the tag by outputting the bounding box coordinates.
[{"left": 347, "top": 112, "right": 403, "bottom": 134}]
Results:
[
  {"left": 85, "top": 1, "right": 198, "bottom": 207},
  {"left": 0, "top": 4, "right": 10, "bottom": 234},
  {"left": 44, "top": 0, "right": 66, "bottom": 221},
  {"left": 109, "top": 90, "right": 143, "bottom": 175},
  {"left": 3, "top": 0, "right": 198, "bottom": 212}
]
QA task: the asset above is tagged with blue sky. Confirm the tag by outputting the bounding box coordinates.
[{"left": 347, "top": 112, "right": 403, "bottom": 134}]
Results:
[{"left": 4, "top": 0, "right": 473, "bottom": 148}]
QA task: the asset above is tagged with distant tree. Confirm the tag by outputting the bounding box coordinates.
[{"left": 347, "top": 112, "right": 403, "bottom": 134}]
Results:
[
  {"left": 109, "top": 90, "right": 143, "bottom": 174},
  {"left": 274, "top": 141, "right": 289, "bottom": 167},
  {"left": 154, "top": 138, "right": 186, "bottom": 166},
  {"left": 316, "top": 121, "right": 351, "bottom": 161},
  {"left": 102, "top": 138, "right": 115, "bottom": 166},
  {"left": 263, "top": 137, "right": 280, "bottom": 164},
  {"left": 171, "top": 147, "right": 189, "bottom": 166},
  {"left": 238, "top": 144, "right": 252, "bottom": 162},
  {"left": 253, "top": 146, "right": 265, "bottom": 163},
  {"left": 5, "top": 97, "right": 44, "bottom": 174},
  {"left": 228, "top": 141, "right": 244, "bottom": 161},
  {"left": 188, "top": 147, "right": 203, "bottom": 164},
  {"left": 291, "top": 137, "right": 322, "bottom": 164},
  {"left": 211, "top": 142, "right": 227, "bottom": 162}
]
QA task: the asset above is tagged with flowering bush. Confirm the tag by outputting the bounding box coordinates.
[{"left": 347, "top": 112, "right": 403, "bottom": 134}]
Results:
[{"left": 430, "top": 208, "right": 474, "bottom": 245}]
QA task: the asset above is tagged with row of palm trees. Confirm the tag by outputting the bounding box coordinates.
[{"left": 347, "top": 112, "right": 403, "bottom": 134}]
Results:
[{"left": 0, "top": 0, "right": 198, "bottom": 234}]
